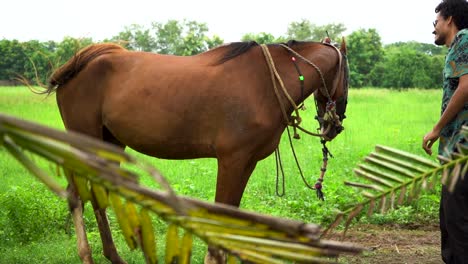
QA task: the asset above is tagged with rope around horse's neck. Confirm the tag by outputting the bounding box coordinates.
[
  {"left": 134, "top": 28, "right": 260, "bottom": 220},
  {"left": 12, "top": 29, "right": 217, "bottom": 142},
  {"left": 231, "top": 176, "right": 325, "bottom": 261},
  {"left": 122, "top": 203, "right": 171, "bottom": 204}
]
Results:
[
  {"left": 259, "top": 44, "right": 330, "bottom": 137},
  {"left": 260, "top": 44, "right": 300, "bottom": 127},
  {"left": 280, "top": 43, "right": 344, "bottom": 100}
]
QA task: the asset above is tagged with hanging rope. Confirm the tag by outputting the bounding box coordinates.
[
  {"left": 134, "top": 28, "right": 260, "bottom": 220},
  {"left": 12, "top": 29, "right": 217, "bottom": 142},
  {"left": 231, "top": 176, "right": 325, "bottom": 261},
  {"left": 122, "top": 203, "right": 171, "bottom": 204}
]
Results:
[
  {"left": 275, "top": 148, "right": 286, "bottom": 197},
  {"left": 274, "top": 126, "right": 333, "bottom": 200}
]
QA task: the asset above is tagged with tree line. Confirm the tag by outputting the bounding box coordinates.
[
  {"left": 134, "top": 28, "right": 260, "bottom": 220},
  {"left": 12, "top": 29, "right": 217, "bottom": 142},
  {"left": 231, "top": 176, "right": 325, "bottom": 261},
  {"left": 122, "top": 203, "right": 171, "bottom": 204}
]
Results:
[{"left": 0, "top": 19, "right": 446, "bottom": 89}]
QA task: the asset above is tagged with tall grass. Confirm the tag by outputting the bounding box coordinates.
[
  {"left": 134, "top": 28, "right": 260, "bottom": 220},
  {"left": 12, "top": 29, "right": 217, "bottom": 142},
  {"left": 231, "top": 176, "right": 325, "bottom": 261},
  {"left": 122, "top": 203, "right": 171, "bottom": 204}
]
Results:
[{"left": 0, "top": 86, "right": 442, "bottom": 263}]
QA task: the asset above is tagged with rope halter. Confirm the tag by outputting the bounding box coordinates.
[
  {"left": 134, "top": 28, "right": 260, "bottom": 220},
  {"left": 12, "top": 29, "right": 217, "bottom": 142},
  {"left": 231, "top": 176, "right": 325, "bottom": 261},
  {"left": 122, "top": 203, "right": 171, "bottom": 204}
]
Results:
[
  {"left": 260, "top": 43, "right": 342, "bottom": 139},
  {"left": 260, "top": 42, "right": 345, "bottom": 201}
]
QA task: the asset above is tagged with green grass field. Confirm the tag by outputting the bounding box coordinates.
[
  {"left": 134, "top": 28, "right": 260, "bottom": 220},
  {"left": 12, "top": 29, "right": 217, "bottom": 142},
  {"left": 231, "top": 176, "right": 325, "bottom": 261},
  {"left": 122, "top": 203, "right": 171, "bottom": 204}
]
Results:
[{"left": 0, "top": 86, "right": 442, "bottom": 263}]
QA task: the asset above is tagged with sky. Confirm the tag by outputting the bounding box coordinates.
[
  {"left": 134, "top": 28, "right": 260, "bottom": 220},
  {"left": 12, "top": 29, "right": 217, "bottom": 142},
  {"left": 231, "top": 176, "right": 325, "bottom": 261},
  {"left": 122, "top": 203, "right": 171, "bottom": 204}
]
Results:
[{"left": 1, "top": 0, "right": 442, "bottom": 45}]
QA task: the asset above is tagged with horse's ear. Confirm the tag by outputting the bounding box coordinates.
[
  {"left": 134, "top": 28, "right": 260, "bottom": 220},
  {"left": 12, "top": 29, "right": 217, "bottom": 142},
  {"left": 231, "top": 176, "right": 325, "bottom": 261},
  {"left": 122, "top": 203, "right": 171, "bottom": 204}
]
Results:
[{"left": 340, "top": 37, "right": 347, "bottom": 55}]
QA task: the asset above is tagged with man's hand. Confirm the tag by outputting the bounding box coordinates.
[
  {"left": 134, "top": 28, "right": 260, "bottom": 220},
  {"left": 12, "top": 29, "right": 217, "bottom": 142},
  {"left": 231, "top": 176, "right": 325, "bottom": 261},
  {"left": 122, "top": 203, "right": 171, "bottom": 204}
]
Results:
[
  {"left": 422, "top": 129, "right": 440, "bottom": 155},
  {"left": 423, "top": 75, "right": 468, "bottom": 156}
]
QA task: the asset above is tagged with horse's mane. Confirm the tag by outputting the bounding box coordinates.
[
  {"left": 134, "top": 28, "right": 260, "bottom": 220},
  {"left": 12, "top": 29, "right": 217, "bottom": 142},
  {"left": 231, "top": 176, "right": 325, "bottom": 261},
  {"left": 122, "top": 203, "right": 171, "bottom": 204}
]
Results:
[
  {"left": 215, "top": 41, "right": 259, "bottom": 64},
  {"left": 215, "top": 40, "right": 315, "bottom": 65}
]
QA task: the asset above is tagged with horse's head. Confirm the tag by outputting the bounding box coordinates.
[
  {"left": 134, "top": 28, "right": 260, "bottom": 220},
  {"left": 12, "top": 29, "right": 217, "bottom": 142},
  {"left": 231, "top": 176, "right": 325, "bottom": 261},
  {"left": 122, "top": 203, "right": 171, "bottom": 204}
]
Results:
[{"left": 314, "top": 38, "right": 349, "bottom": 141}]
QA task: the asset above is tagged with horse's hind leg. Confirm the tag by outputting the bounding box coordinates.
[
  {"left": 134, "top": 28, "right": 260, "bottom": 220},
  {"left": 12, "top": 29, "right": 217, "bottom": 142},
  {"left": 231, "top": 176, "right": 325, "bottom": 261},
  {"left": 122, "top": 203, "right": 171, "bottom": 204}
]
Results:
[
  {"left": 90, "top": 126, "right": 127, "bottom": 264},
  {"left": 66, "top": 170, "right": 126, "bottom": 264},
  {"left": 90, "top": 196, "right": 126, "bottom": 264},
  {"left": 65, "top": 177, "right": 94, "bottom": 264},
  {"left": 63, "top": 120, "right": 126, "bottom": 263}
]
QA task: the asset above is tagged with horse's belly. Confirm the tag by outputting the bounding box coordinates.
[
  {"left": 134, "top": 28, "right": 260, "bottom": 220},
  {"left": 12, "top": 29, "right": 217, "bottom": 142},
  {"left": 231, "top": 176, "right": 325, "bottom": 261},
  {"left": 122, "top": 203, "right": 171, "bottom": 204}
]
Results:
[
  {"left": 106, "top": 118, "right": 217, "bottom": 159},
  {"left": 126, "top": 140, "right": 216, "bottom": 160}
]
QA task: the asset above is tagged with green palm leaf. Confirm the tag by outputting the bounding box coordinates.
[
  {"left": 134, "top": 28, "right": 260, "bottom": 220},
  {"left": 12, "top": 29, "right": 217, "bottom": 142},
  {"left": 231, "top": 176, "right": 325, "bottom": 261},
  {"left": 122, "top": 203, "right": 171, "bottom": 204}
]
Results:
[
  {"left": 324, "top": 126, "right": 468, "bottom": 238},
  {"left": 0, "top": 113, "right": 363, "bottom": 263}
]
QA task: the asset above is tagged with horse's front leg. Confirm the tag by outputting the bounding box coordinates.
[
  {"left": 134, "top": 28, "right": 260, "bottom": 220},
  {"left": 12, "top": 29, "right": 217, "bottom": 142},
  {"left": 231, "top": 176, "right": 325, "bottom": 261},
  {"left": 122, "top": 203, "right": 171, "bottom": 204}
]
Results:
[
  {"left": 214, "top": 154, "right": 258, "bottom": 207},
  {"left": 204, "top": 153, "right": 258, "bottom": 264}
]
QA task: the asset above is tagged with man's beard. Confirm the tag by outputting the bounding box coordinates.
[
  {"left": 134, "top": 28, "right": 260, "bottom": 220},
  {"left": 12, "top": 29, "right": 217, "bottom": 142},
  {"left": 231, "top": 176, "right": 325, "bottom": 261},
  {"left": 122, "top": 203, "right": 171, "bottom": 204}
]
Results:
[{"left": 434, "top": 31, "right": 445, "bottom": 46}]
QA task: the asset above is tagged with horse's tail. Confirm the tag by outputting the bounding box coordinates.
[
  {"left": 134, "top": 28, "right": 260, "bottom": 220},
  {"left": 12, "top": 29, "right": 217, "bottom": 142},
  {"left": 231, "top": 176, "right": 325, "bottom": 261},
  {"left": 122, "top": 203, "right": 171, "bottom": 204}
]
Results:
[{"left": 45, "top": 43, "right": 125, "bottom": 95}]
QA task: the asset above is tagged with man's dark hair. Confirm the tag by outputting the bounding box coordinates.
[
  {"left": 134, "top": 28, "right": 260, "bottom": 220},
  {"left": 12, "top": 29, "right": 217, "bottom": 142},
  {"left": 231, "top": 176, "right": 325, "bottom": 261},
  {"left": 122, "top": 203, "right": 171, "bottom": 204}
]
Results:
[{"left": 435, "top": 0, "right": 468, "bottom": 29}]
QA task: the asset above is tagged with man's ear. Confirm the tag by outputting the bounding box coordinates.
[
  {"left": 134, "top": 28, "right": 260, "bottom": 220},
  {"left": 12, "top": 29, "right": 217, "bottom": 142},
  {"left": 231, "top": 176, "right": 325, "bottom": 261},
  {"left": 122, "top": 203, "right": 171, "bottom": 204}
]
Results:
[{"left": 447, "top": 16, "right": 453, "bottom": 26}]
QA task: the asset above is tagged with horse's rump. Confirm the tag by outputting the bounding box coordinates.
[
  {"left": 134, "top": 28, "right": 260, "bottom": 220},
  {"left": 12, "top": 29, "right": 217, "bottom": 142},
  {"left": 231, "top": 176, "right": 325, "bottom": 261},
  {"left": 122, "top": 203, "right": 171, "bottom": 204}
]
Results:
[{"left": 48, "top": 43, "right": 126, "bottom": 91}]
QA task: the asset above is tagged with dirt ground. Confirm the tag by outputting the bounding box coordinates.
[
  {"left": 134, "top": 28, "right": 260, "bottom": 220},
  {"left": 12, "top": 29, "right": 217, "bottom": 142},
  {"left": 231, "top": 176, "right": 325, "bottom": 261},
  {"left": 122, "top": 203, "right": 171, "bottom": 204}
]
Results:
[{"left": 330, "top": 223, "right": 442, "bottom": 264}]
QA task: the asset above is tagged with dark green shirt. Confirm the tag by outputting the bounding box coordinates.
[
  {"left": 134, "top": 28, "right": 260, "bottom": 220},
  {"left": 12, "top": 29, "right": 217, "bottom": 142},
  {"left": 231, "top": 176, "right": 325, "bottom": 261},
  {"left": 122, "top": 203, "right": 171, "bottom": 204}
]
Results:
[{"left": 438, "top": 28, "right": 468, "bottom": 157}]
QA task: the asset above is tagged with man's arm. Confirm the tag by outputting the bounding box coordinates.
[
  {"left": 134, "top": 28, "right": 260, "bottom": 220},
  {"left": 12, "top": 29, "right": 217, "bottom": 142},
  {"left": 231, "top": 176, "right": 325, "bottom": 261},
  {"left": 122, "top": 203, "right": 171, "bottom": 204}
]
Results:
[{"left": 423, "top": 74, "right": 468, "bottom": 155}]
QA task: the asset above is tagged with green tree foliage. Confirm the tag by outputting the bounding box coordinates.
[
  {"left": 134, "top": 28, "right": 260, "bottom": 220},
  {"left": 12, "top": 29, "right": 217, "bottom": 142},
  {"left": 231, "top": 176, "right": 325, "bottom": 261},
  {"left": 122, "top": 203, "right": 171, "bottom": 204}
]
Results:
[
  {"left": 241, "top": 32, "right": 281, "bottom": 44},
  {"left": 176, "top": 20, "right": 217, "bottom": 55},
  {"left": 107, "top": 20, "right": 223, "bottom": 55},
  {"left": 312, "top": 23, "right": 347, "bottom": 41},
  {"left": 388, "top": 41, "right": 447, "bottom": 56},
  {"left": 20, "top": 40, "right": 55, "bottom": 85},
  {"left": 52, "top": 37, "right": 93, "bottom": 69},
  {"left": 108, "top": 24, "right": 156, "bottom": 51},
  {"left": 0, "top": 37, "right": 94, "bottom": 85},
  {"left": 0, "top": 19, "right": 446, "bottom": 89},
  {"left": 0, "top": 39, "right": 57, "bottom": 84},
  {"left": 287, "top": 19, "right": 314, "bottom": 40},
  {"left": 205, "top": 34, "right": 224, "bottom": 50},
  {"left": 286, "top": 19, "right": 346, "bottom": 41},
  {"left": 383, "top": 47, "right": 431, "bottom": 88},
  {"left": 152, "top": 20, "right": 184, "bottom": 54},
  {"left": 0, "top": 39, "right": 26, "bottom": 81},
  {"left": 347, "top": 28, "right": 384, "bottom": 87},
  {"left": 105, "top": 29, "right": 133, "bottom": 50},
  {"left": 152, "top": 19, "right": 223, "bottom": 55},
  {"left": 368, "top": 43, "right": 445, "bottom": 89},
  {"left": 347, "top": 32, "right": 445, "bottom": 89}
]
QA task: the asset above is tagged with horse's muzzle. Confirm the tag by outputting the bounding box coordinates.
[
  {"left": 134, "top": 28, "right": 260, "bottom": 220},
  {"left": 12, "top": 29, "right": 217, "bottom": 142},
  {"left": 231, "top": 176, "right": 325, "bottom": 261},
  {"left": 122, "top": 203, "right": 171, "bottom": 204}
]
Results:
[{"left": 320, "top": 124, "right": 344, "bottom": 141}]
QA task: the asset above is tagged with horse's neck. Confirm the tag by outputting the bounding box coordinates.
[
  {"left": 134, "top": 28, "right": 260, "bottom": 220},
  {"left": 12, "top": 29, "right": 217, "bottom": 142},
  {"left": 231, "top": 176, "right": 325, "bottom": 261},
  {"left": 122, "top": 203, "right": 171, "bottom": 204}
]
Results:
[
  {"left": 291, "top": 45, "right": 339, "bottom": 102},
  {"left": 256, "top": 46, "right": 304, "bottom": 119},
  {"left": 267, "top": 45, "right": 332, "bottom": 107}
]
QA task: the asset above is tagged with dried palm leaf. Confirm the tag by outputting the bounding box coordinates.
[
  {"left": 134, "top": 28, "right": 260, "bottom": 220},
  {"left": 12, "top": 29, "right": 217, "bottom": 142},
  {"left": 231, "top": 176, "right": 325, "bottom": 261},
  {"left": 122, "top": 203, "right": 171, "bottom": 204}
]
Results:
[
  {"left": 0, "top": 113, "right": 363, "bottom": 263},
  {"left": 325, "top": 128, "right": 468, "bottom": 237}
]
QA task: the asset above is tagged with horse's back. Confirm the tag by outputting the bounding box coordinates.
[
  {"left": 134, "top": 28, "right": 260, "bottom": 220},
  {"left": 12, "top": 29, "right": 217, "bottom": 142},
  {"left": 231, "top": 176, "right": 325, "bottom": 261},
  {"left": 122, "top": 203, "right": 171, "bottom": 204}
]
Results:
[
  {"left": 55, "top": 44, "right": 278, "bottom": 160},
  {"left": 57, "top": 47, "right": 248, "bottom": 156}
]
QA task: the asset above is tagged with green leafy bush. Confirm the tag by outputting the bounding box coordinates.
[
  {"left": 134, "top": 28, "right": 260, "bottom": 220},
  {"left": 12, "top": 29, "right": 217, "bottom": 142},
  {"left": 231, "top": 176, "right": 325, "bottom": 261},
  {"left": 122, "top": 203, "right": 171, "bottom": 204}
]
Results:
[{"left": 0, "top": 181, "right": 69, "bottom": 244}]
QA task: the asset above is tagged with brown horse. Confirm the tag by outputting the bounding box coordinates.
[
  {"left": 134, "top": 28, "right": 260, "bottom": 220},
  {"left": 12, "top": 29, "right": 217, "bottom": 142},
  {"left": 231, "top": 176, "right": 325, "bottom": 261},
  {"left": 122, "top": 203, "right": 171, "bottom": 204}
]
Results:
[{"left": 45, "top": 39, "right": 349, "bottom": 263}]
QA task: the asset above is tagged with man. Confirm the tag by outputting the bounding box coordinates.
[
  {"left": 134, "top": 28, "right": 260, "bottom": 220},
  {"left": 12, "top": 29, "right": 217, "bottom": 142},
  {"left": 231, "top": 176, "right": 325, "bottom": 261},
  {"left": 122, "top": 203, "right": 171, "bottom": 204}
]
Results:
[{"left": 422, "top": 0, "right": 468, "bottom": 263}]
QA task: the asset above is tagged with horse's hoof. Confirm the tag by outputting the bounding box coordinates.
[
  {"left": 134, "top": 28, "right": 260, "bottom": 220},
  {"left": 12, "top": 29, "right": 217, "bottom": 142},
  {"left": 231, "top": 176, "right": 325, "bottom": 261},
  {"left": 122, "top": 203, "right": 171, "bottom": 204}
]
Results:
[
  {"left": 110, "top": 259, "right": 127, "bottom": 264},
  {"left": 204, "top": 253, "right": 218, "bottom": 264},
  {"left": 204, "top": 251, "right": 226, "bottom": 264},
  {"left": 81, "top": 258, "right": 94, "bottom": 264}
]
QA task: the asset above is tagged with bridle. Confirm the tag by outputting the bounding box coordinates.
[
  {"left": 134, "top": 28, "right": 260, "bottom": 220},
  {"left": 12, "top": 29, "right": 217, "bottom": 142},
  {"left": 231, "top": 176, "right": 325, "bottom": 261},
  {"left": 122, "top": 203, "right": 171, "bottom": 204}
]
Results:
[
  {"left": 260, "top": 42, "right": 345, "bottom": 139},
  {"left": 260, "top": 41, "right": 348, "bottom": 200}
]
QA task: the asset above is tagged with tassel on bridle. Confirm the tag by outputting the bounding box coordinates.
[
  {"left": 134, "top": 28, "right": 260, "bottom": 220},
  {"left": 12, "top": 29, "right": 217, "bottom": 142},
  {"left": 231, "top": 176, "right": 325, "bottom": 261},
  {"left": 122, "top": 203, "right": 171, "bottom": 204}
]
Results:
[{"left": 315, "top": 140, "right": 333, "bottom": 201}]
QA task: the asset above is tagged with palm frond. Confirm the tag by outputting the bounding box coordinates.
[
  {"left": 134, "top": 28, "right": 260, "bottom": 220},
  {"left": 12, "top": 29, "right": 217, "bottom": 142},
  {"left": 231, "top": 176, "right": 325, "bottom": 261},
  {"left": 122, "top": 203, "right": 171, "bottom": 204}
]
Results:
[
  {"left": 0, "top": 113, "right": 364, "bottom": 263},
  {"left": 324, "top": 126, "right": 468, "bottom": 238}
]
